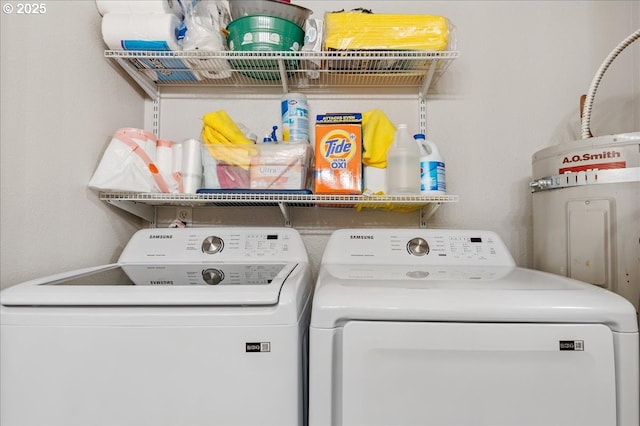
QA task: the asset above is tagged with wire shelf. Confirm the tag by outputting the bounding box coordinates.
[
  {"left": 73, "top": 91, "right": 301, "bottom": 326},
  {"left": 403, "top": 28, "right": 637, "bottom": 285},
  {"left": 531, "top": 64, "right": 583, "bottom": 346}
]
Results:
[
  {"left": 100, "top": 192, "right": 458, "bottom": 209},
  {"left": 101, "top": 50, "right": 460, "bottom": 226},
  {"left": 105, "top": 50, "right": 459, "bottom": 91}
]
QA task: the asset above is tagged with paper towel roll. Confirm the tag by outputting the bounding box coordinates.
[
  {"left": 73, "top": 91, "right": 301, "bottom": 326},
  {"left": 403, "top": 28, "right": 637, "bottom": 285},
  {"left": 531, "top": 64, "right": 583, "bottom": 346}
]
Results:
[
  {"left": 181, "top": 138, "right": 203, "bottom": 193},
  {"left": 101, "top": 13, "right": 183, "bottom": 51},
  {"left": 96, "top": 0, "right": 183, "bottom": 18}
]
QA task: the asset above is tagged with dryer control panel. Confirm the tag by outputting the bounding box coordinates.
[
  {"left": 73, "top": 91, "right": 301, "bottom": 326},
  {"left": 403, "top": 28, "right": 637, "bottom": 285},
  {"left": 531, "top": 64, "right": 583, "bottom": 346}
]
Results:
[{"left": 323, "top": 229, "right": 516, "bottom": 266}]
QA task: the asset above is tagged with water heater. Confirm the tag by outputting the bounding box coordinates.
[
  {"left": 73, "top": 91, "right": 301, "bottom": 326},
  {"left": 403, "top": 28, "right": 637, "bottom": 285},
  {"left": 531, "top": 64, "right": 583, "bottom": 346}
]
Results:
[
  {"left": 531, "top": 132, "right": 640, "bottom": 310},
  {"left": 531, "top": 28, "right": 640, "bottom": 310}
]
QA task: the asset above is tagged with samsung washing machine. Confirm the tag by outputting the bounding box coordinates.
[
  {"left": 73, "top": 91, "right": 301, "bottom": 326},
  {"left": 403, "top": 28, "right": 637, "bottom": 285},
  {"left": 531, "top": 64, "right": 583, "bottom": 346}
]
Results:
[
  {"left": 1, "top": 227, "right": 312, "bottom": 426},
  {"left": 309, "top": 228, "right": 639, "bottom": 426}
]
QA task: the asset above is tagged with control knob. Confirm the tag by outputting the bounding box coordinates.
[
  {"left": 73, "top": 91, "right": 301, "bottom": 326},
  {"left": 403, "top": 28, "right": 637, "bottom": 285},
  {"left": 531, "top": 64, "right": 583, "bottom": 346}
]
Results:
[
  {"left": 202, "top": 268, "right": 225, "bottom": 285},
  {"left": 407, "top": 237, "right": 429, "bottom": 256},
  {"left": 202, "top": 236, "right": 224, "bottom": 254}
]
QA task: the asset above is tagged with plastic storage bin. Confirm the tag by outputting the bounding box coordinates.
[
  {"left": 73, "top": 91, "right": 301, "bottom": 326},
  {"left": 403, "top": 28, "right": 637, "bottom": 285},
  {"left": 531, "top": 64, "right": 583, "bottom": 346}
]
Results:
[{"left": 202, "top": 143, "right": 313, "bottom": 190}]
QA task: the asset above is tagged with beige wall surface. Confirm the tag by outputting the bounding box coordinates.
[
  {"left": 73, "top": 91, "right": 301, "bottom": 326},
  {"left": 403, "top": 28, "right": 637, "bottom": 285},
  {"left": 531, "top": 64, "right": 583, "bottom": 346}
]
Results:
[
  {"left": 1, "top": 1, "right": 638, "bottom": 288},
  {"left": 1, "top": 1, "right": 143, "bottom": 287}
]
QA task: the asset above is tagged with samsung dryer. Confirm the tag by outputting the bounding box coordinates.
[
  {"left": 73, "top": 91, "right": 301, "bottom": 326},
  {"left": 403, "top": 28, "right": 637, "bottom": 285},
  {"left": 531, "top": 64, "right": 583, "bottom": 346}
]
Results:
[
  {"left": 1, "top": 227, "right": 312, "bottom": 426},
  {"left": 309, "top": 228, "right": 639, "bottom": 426}
]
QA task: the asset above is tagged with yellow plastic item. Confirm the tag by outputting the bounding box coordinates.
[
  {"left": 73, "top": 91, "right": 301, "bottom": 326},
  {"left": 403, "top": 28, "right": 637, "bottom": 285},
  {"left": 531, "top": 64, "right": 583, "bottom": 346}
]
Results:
[
  {"left": 362, "top": 109, "right": 396, "bottom": 168},
  {"left": 202, "top": 110, "right": 254, "bottom": 146},
  {"left": 201, "top": 110, "right": 258, "bottom": 169},
  {"left": 354, "top": 191, "right": 423, "bottom": 213},
  {"left": 324, "top": 13, "right": 450, "bottom": 51},
  {"left": 204, "top": 145, "right": 254, "bottom": 170},
  {"left": 202, "top": 125, "right": 226, "bottom": 145}
]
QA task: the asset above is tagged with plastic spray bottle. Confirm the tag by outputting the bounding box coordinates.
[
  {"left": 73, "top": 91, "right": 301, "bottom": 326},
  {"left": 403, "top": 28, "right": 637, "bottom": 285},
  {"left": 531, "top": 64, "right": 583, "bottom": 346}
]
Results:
[
  {"left": 386, "top": 124, "right": 420, "bottom": 195},
  {"left": 414, "top": 133, "right": 446, "bottom": 194}
]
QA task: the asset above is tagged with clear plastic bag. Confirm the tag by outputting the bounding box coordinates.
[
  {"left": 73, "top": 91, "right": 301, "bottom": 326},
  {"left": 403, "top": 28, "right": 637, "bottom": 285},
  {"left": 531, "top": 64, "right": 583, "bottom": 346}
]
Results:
[
  {"left": 181, "top": 0, "right": 233, "bottom": 79},
  {"left": 89, "top": 128, "right": 182, "bottom": 193},
  {"left": 181, "top": 0, "right": 230, "bottom": 51}
]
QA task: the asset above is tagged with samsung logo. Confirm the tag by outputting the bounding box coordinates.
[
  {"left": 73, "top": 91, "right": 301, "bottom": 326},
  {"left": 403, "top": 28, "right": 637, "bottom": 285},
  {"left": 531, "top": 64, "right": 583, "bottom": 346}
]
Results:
[
  {"left": 149, "top": 235, "right": 173, "bottom": 239},
  {"left": 150, "top": 280, "right": 173, "bottom": 285},
  {"left": 350, "top": 235, "right": 374, "bottom": 240}
]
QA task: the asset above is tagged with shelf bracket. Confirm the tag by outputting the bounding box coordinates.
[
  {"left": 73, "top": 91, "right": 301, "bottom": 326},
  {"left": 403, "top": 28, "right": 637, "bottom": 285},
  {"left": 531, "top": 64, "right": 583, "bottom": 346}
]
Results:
[
  {"left": 417, "top": 58, "right": 438, "bottom": 134},
  {"left": 419, "top": 57, "right": 439, "bottom": 100},
  {"left": 114, "top": 57, "right": 159, "bottom": 100},
  {"left": 277, "top": 58, "right": 289, "bottom": 93},
  {"left": 105, "top": 199, "right": 156, "bottom": 226},
  {"left": 278, "top": 202, "right": 292, "bottom": 227},
  {"left": 152, "top": 96, "right": 161, "bottom": 136},
  {"left": 419, "top": 98, "right": 427, "bottom": 135},
  {"left": 419, "top": 203, "right": 441, "bottom": 228}
]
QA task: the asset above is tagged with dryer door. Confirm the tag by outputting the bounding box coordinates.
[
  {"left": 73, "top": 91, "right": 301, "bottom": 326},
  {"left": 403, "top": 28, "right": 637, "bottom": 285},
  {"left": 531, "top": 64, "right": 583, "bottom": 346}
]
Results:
[{"left": 340, "top": 321, "right": 616, "bottom": 426}]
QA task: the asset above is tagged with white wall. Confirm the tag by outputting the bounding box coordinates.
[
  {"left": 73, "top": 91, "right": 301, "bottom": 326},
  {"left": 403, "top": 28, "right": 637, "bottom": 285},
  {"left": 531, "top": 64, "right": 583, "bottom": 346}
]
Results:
[
  {"left": 1, "top": 1, "right": 638, "bottom": 288},
  {"left": 0, "top": 1, "right": 143, "bottom": 288}
]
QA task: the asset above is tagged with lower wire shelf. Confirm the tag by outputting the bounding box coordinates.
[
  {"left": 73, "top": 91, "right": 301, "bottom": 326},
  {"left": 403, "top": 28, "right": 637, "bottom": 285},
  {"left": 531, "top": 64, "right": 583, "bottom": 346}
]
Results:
[{"left": 99, "top": 192, "right": 459, "bottom": 227}]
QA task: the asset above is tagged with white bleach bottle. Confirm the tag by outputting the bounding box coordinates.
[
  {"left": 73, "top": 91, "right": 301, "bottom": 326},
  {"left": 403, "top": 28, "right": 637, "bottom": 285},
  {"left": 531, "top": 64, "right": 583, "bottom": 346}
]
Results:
[
  {"left": 415, "top": 133, "right": 446, "bottom": 194},
  {"left": 386, "top": 124, "right": 421, "bottom": 194}
]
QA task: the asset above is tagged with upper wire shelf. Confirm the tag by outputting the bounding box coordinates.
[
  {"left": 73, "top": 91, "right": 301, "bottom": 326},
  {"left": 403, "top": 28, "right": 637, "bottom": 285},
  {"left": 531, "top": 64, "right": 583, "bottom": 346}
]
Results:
[{"left": 105, "top": 50, "right": 459, "bottom": 95}]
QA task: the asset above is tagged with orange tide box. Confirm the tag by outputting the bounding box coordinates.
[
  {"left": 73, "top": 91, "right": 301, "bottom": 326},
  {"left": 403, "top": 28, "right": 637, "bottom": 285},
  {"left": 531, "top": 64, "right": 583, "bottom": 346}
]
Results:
[{"left": 314, "top": 113, "right": 363, "bottom": 194}]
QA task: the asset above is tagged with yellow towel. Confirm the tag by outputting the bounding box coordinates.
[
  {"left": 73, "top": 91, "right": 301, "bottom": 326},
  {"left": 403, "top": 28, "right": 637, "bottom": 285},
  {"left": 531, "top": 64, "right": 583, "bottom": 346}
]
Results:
[
  {"left": 324, "top": 13, "right": 450, "bottom": 51},
  {"left": 362, "top": 109, "right": 396, "bottom": 168}
]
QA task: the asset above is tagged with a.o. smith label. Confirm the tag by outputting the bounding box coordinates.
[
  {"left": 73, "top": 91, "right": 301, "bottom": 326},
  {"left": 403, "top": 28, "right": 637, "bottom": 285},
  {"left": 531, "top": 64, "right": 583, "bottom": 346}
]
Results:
[
  {"left": 558, "top": 149, "right": 626, "bottom": 174},
  {"left": 246, "top": 342, "right": 271, "bottom": 353},
  {"left": 559, "top": 340, "right": 584, "bottom": 351}
]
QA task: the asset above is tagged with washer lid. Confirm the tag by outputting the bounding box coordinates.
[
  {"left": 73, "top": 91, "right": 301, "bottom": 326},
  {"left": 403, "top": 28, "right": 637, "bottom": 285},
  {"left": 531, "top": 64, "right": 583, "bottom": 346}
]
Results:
[
  {"left": 310, "top": 265, "right": 639, "bottom": 333},
  {"left": 0, "top": 263, "right": 298, "bottom": 306}
]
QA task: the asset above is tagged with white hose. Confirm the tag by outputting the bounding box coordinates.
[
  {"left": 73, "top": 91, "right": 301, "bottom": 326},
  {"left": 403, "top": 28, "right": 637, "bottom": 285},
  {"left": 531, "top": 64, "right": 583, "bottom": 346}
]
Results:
[{"left": 581, "top": 28, "right": 640, "bottom": 140}]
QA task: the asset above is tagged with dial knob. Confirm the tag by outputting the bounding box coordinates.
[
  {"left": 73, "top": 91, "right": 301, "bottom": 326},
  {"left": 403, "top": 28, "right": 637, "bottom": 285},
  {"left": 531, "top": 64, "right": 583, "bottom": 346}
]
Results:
[
  {"left": 407, "top": 237, "right": 429, "bottom": 256},
  {"left": 201, "top": 236, "right": 224, "bottom": 254},
  {"left": 202, "top": 268, "right": 225, "bottom": 285}
]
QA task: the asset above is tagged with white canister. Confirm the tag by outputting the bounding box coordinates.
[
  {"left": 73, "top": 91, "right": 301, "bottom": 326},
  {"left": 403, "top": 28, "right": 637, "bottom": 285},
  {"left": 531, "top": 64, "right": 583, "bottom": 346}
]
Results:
[{"left": 281, "top": 92, "right": 309, "bottom": 142}]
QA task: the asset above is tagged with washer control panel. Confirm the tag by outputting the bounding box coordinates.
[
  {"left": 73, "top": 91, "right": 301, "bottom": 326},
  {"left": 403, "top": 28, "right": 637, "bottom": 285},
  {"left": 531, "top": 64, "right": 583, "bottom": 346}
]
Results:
[
  {"left": 324, "top": 229, "right": 516, "bottom": 266},
  {"left": 118, "top": 227, "right": 308, "bottom": 263}
]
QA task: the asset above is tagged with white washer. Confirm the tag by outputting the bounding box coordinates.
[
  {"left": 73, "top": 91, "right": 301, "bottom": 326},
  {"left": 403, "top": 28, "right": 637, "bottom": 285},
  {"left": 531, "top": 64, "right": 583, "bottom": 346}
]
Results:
[
  {"left": 309, "top": 228, "right": 639, "bottom": 426},
  {"left": 1, "top": 227, "right": 312, "bottom": 426}
]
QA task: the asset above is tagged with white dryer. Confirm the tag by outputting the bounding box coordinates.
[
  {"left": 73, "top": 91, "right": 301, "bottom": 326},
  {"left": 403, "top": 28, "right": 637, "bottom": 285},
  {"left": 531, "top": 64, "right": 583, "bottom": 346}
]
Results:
[
  {"left": 309, "top": 229, "right": 639, "bottom": 426},
  {"left": 1, "top": 227, "right": 312, "bottom": 426}
]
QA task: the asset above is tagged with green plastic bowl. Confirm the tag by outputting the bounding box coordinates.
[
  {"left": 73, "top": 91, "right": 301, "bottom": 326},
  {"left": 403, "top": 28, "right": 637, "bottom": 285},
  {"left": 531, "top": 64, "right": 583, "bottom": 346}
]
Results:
[{"left": 226, "top": 15, "right": 304, "bottom": 80}]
